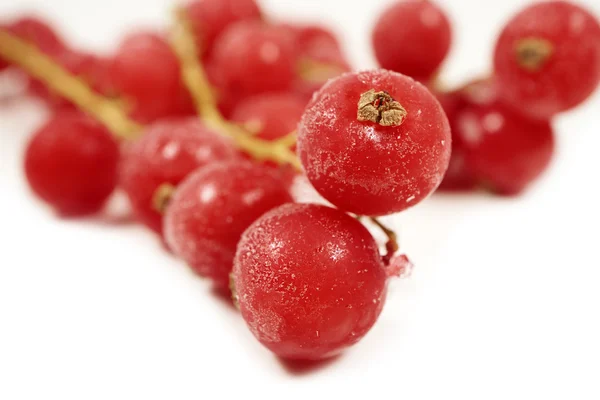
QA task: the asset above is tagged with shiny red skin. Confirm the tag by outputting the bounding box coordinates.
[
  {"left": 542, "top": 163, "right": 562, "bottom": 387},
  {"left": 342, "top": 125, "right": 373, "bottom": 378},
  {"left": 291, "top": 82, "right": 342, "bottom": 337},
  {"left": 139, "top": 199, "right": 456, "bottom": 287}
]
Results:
[
  {"left": 281, "top": 24, "right": 351, "bottom": 103},
  {"left": 298, "top": 70, "right": 451, "bottom": 216},
  {"left": 233, "top": 203, "right": 388, "bottom": 360},
  {"left": 435, "top": 82, "right": 494, "bottom": 192},
  {"left": 452, "top": 80, "right": 555, "bottom": 195},
  {"left": 24, "top": 111, "right": 120, "bottom": 216},
  {"left": 230, "top": 93, "right": 306, "bottom": 141},
  {"left": 372, "top": 0, "right": 452, "bottom": 82},
  {"left": 494, "top": 1, "right": 600, "bottom": 119},
  {"left": 164, "top": 160, "right": 293, "bottom": 290},
  {"left": 185, "top": 0, "right": 261, "bottom": 57},
  {"left": 108, "top": 32, "right": 194, "bottom": 123},
  {"left": 209, "top": 21, "right": 298, "bottom": 97},
  {"left": 120, "top": 118, "right": 238, "bottom": 234}
]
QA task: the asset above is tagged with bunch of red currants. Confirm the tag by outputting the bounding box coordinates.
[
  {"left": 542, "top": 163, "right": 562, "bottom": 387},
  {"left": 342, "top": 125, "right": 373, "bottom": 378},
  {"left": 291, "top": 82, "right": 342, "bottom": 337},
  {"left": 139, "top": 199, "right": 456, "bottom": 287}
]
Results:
[{"left": 1, "top": 0, "right": 599, "bottom": 363}]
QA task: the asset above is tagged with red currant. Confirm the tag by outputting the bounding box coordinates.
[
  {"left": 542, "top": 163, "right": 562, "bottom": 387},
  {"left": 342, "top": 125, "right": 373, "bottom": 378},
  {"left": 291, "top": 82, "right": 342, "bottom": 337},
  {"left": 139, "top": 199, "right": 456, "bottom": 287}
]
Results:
[
  {"left": 230, "top": 93, "right": 306, "bottom": 141},
  {"left": 164, "top": 160, "right": 293, "bottom": 290},
  {"left": 452, "top": 79, "right": 555, "bottom": 195},
  {"left": 120, "top": 118, "right": 238, "bottom": 234},
  {"left": 372, "top": 0, "right": 452, "bottom": 82},
  {"left": 298, "top": 70, "right": 451, "bottom": 216},
  {"left": 185, "top": 0, "right": 261, "bottom": 57},
  {"left": 24, "top": 111, "right": 120, "bottom": 216},
  {"left": 494, "top": 1, "right": 600, "bottom": 119},
  {"left": 208, "top": 21, "right": 297, "bottom": 97},
  {"left": 232, "top": 203, "right": 388, "bottom": 360},
  {"left": 108, "top": 32, "right": 194, "bottom": 123}
]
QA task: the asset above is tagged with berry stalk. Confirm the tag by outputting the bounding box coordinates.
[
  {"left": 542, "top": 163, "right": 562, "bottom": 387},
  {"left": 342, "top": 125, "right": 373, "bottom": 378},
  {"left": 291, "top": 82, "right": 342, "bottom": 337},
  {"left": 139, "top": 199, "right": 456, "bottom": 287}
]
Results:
[
  {"left": 0, "top": 29, "right": 143, "bottom": 141},
  {"left": 170, "top": 9, "right": 301, "bottom": 170}
]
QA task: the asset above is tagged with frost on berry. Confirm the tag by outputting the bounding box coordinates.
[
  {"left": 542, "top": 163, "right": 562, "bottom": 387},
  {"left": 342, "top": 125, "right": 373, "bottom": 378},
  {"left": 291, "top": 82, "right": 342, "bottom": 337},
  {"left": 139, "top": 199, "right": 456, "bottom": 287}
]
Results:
[
  {"left": 297, "top": 70, "right": 451, "bottom": 216},
  {"left": 233, "top": 203, "right": 389, "bottom": 360}
]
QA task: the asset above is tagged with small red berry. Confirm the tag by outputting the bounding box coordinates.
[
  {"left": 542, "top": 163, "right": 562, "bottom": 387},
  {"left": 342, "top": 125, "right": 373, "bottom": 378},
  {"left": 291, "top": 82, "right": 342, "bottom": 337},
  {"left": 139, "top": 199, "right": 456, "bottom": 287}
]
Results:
[
  {"left": 233, "top": 203, "right": 389, "bottom": 360},
  {"left": 451, "top": 79, "right": 555, "bottom": 195},
  {"left": 208, "top": 21, "right": 298, "bottom": 97},
  {"left": 120, "top": 118, "right": 238, "bottom": 234},
  {"left": 164, "top": 160, "right": 293, "bottom": 290},
  {"left": 185, "top": 0, "right": 262, "bottom": 56},
  {"left": 108, "top": 32, "right": 194, "bottom": 123},
  {"left": 230, "top": 93, "right": 306, "bottom": 141},
  {"left": 24, "top": 111, "right": 120, "bottom": 216},
  {"left": 494, "top": 1, "right": 600, "bottom": 119},
  {"left": 298, "top": 70, "right": 451, "bottom": 216},
  {"left": 372, "top": 0, "right": 452, "bottom": 82}
]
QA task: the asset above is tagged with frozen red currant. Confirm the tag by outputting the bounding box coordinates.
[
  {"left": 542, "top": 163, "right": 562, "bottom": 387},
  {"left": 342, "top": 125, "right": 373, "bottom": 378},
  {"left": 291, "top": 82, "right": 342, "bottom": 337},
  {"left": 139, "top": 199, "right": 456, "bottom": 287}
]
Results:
[
  {"left": 185, "top": 0, "right": 261, "bottom": 56},
  {"left": 494, "top": 1, "right": 600, "bottom": 119},
  {"left": 232, "top": 203, "right": 389, "bottom": 360},
  {"left": 24, "top": 111, "right": 120, "bottom": 216},
  {"left": 164, "top": 160, "right": 293, "bottom": 290},
  {"left": 230, "top": 93, "right": 306, "bottom": 141},
  {"left": 120, "top": 118, "right": 238, "bottom": 234},
  {"left": 452, "top": 79, "right": 555, "bottom": 195},
  {"left": 208, "top": 21, "right": 297, "bottom": 97},
  {"left": 108, "top": 32, "right": 193, "bottom": 123},
  {"left": 435, "top": 82, "right": 496, "bottom": 192},
  {"left": 372, "top": 0, "right": 452, "bottom": 82},
  {"left": 298, "top": 69, "right": 451, "bottom": 216}
]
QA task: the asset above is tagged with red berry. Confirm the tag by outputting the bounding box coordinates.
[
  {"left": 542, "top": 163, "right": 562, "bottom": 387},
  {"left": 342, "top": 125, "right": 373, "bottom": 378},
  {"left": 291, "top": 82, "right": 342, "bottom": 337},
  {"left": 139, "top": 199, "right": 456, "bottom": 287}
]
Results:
[
  {"left": 452, "top": 79, "right": 555, "bottom": 195},
  {"left": 24, "top": 111, "right": 120, "bottom": 216},
  {"left": 372, "top": 0, "right": 452, "bottom": 82},
  {"left": 119, "top": 118, "right": 238, "bottom": 234},
  {"left": 435, "top": 86, "right": 482, "bottom": 192},
  {"left": 230, "top": 92, "right": 306, "bottom": 141},
  {"left": 232, "top": 203, "right": 388, "bottom": 360},
  {"left": 298, "top": 70, "right": 451, "bottom": 216},
  {"left": 494, "top": 1, "right": 600, "bottom": 119},
  {"left": 281, "top": 23, "right": 351, "bottom": 103},
  {"left": 185, "top": 0, "right": 261, "bottom": 56},
  {"left": 164, "top": 160, "right": 293, "bottom": 290},
  {"left": 108, "top": 32, "right": 194, "bottom": 123},
  {"left": 209, "top": 21, "right": 297, "bottom": 96}
]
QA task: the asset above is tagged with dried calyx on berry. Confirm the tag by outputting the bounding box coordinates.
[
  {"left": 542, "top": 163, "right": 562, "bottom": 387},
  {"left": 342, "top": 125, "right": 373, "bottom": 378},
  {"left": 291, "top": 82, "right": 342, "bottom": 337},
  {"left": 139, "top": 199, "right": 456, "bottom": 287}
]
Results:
[
  {"left": 357, "top": 89, "right": 407, "bottom": 126},
  {"left": 515, "top": 37, "right": 554, "bottom": 72}
]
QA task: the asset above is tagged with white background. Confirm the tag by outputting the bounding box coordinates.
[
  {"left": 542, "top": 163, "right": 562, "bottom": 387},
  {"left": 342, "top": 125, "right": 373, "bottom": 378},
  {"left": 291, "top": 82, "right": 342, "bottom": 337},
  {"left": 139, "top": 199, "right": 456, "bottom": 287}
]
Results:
[{"left": 1, "top": 0, "right": 600, "bottom": 398}]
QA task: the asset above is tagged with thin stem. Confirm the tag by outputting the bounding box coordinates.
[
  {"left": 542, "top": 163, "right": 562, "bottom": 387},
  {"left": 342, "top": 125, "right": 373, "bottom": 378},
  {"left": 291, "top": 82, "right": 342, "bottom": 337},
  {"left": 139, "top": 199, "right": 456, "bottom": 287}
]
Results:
[
  {"left": 170, "top": 8, "right": 222, "bottom": 122},
  {"left": 0, "top": 29, "right": 143, "bottom": 141},
  {"left": 170, "top": 9, "right": 301, "bottom": 171},
  {"left": 368, "top": 217, "right": 399, "bottom": 265}
]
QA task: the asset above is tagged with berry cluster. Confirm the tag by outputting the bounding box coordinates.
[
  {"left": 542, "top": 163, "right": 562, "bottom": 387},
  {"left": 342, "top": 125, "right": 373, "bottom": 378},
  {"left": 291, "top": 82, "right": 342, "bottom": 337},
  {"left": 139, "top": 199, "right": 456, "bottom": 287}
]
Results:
[
  {"left": 1, "top": 0, "right": 598, "bottom": 363},
  {"left": 372, "top": 1, "right": 600, "bottom": 194}
]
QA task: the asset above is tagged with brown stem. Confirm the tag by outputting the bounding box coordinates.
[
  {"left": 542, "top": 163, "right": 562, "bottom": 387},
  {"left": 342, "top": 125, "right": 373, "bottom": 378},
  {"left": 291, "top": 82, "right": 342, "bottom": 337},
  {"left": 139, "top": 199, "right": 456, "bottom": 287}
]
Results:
[
  {"left": 170, "top": 8, "right": 222, "bottom": 122},
  {"left": 368, "top": 217, "right": 399, "bottom": 265},
  {"left": 170, "top": 9, "right": 301, "bottom": 171},
  {"left": 0, "top": 29, "right": 143, "bottom": 141}
]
